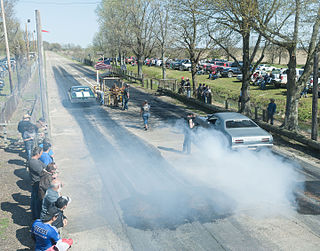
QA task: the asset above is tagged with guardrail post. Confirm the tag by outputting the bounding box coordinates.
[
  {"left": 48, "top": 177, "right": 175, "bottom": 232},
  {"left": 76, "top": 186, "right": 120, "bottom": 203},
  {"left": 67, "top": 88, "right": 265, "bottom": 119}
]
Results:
[
  {"left": 141, "top": 75, "right": 144, "bottom": 87},
  {"left": 150, "top": 79, "right": 153, "bottom": 90},
  {"left": 225, "top": 99, "right": 229, "bottom": 109},
  {"left": 146, "top": 79, "right": 149, "bottom": 89},
  {"left": 255, "top": 107, "right": 258, "bottom": 120},
  {"left": 262, "top": 109, "right": 267, "bottom": 122}
]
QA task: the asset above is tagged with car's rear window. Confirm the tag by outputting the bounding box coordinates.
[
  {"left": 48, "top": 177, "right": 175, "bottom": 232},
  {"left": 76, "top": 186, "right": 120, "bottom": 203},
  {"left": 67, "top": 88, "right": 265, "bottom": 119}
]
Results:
[{"left": 226, "top": 119, "right": 258, "bottom": 128}]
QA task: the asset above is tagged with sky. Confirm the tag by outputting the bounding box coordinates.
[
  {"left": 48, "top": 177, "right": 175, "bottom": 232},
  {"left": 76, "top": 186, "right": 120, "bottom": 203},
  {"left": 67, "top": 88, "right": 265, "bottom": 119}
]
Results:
[{"left": 15, "top": 0, "right": 100, "bottom": 48}]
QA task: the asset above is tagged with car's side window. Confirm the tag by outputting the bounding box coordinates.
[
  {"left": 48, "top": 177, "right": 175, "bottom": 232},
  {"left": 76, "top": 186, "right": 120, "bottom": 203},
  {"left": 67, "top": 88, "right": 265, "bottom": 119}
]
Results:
[{"left": 208, "top": 118, "right": 217, "bottom": 125}]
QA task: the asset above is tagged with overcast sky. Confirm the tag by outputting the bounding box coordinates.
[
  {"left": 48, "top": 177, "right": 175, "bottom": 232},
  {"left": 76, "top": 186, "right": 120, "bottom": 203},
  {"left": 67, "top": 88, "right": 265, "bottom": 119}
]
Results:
[{"left": 15, "top": 0, "right": 99, "bottom": 48}]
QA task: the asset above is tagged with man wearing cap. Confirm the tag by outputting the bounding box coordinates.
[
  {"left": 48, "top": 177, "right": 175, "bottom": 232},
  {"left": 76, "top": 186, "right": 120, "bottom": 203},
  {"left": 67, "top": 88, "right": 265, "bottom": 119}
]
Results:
[{"left": 32, "top": 206, "right": 73, "bottom": 251}]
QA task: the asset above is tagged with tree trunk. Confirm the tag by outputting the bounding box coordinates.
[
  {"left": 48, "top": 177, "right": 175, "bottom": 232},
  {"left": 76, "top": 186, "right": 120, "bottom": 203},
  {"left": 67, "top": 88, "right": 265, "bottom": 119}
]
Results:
[
  {"left": 278, "top": 51, "right": 282, "bottom": 65},
  {"left": 191, "top": 61, "right": 197, "bottom": 95},
  {"left": 161, "top": 49, "right": 166, "bottom": 79},
  {"left": 240, "top": 32, "right": 252, "bottom": 116},
  {"left": 283, "top": 48, "right": 299, "bottom": 131},
  {"left": 137, "top": 56, "right": 143, "bottom": 78}
]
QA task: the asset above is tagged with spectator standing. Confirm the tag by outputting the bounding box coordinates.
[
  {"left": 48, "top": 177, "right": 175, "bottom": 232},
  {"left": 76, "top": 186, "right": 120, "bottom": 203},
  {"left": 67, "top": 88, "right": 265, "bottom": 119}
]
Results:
[
  {"left": 206, "top": 86, "right": 212, "bottom": 104},
  {"left": 201, "top": 85, "right": 207, "bottom": 102},
  {"left": 110, "top": 84, "right": 119, "bottom": 106},
  {"left": 39, "top": 138, "right": 54, "bottom": 159},
  {"left": 32, "top": 206, "right": 73, "bottom": 251},
  {"left": 17, "top": 114, "right": 33, "bottom": 138},
  {"left": 52, "top": 196, "right": 71, "bottom": 229},
  {"left": 41, "top": 179, "right": 62, "bottom": 219},
  {"left": 123, "top": 84, "right": 130, "bottom": 110},
  {"left": 267, "top": 98, "right": 277, "bottom": 125},
  {"left": 179, "top": 77, "right": 185, "bottom": 94},
  {"left": 23, "top": 124, "right": 36, "bottom": 160},
  {"left": 185, "top": 78, "right": 191, "bottom": 98},
  {"left": 36, "top": 118, "right": 47, "bottom": 142},
  {"left": 39, "top": 142, "right": 53, "bottom": 166},
  {"left": 197, "top": 84, "right": 203, "bottom": 100},
  {"left": 28, "top": 147, "right": 46, "bottom": 220},
  {"left": 140, "top": 100, "right": 151, "bottom": 131},
  {"left": 183, "top": 113, "right": 195, "bottom": 154},
  {"left": 39, "top": 163, "right": 58, "bottom": 201}
]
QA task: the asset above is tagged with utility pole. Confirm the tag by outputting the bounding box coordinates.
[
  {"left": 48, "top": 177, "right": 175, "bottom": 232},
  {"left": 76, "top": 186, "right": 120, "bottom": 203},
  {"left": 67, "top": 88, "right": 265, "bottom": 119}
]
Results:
[
  {"left": 311, "top": 51, "right": 319, "bottom": 141},
  {"left": 1, "top": 0, "right": 14, "bottom": 93},
  {"left": 35, "top": 10, "right": 48, "bottom": 123},
  {"left": 25, "top": 19, "right": 30, "bottom": 62}
]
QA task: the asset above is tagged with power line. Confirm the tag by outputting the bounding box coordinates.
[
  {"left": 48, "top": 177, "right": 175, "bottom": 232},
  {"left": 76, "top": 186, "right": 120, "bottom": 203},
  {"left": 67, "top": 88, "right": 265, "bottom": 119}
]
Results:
[{"left": 19, "top": 1, "right": 100, "bottom": 5}]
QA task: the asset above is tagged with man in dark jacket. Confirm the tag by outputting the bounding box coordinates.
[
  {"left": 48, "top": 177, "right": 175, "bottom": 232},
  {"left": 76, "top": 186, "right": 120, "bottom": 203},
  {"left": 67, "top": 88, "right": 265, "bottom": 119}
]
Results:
[
  {"left": 28, "top": 147, "right": 46, "bottom": 220},
  {"left": 122, "top": 84, "right": 130, "bottom": 110},
  {"left": 39, "top": 163, "right": 58, "bottom": 200},
  {"left": 52, "top": 196, "right": 71, "bottom": 229},
  {"left": 267, "top": 98, "right": 277, "bottom": 125},
  {"left": 17, "top": 114, "right": 33, "bottom": 137}
]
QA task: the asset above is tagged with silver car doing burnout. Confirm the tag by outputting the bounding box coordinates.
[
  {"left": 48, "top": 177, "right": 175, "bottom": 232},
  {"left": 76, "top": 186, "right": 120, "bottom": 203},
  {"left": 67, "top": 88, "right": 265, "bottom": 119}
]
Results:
[{"left": 195, "top": 112, "right": 273, "bottom": 149}]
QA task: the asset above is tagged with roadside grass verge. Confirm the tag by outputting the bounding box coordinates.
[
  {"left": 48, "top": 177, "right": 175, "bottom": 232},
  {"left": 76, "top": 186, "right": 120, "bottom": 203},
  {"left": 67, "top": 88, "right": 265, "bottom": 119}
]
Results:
[
  {"left": 0, "top": 218, "right": 9, "bottom": 239},
  {"left": 126, "top": 65, "right": 315, "bottom": 124}
]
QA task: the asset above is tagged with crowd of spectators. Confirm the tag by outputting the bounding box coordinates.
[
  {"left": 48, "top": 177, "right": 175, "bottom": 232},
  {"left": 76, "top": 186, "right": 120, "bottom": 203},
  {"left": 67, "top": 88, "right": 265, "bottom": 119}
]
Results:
[{"left": 17, "top": 115, "right": 73, "bottom": 251}]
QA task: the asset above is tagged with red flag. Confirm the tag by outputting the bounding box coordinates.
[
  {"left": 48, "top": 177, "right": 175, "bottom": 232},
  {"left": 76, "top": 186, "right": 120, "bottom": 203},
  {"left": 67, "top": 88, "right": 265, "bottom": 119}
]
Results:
[{"left": 41, "top": 30, "right": 49, "bottom": 33}]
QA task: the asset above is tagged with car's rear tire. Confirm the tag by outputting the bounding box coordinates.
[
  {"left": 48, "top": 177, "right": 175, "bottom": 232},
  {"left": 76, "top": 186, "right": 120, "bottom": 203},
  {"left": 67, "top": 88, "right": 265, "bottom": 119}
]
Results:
[
  {"left": 227, "top": 71, "right": 233, "bottom": 78},
  {"left": 179, "top": 66, "right": 183, "bottom": 71}
]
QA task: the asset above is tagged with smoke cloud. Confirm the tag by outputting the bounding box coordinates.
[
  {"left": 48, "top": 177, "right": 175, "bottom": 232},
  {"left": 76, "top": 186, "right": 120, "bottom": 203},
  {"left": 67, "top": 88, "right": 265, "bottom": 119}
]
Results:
[{"left": 172, "top": 124, "right": 302, "bottom": 217}]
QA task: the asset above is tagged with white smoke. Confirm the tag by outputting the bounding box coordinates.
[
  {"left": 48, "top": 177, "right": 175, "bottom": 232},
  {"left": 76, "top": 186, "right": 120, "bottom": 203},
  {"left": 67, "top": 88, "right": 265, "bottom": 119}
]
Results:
[{"left": 172, "top": 125, "right": 302, "bottom": 217}]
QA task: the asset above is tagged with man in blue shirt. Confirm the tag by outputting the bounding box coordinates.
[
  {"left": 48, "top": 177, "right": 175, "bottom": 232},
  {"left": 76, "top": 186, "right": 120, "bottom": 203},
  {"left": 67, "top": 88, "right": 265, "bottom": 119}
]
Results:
[
  {"left": 267, "top": 98, "right": 277, "bottom": 125},
  {"left": 40, "top": 142, "right": 53, "bottom": 166},
  {"left": 32, "top": 206, "right": 60, "bottom": 250},
  {"left": 32, "top": 206, "right": 73, "bottom": 251}
]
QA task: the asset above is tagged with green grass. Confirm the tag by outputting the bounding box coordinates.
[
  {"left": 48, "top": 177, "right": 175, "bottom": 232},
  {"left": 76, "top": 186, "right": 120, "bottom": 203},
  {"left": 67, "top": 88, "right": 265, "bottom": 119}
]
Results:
[
  {"left": 126, "top": 65, "right": 316, "bottom": 124},
  {"left": 0, "top": 218, "right": 9, "bottom": 239}
]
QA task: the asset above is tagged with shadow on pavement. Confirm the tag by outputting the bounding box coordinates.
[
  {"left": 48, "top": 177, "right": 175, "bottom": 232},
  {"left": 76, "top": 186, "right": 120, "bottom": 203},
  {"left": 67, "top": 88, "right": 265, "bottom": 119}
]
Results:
[
  {"left": 119, "top": 187, "right": 235, "bottom": 230},
  {"left": 296, "top": 181, "right": 320, "bottom": 215}
]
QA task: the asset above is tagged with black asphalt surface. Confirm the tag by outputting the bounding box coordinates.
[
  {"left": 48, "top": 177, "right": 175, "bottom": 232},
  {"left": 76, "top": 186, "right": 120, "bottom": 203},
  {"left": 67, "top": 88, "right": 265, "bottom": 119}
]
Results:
[{"left": 46, "top": 52, "right": 320, "bottom": 250}]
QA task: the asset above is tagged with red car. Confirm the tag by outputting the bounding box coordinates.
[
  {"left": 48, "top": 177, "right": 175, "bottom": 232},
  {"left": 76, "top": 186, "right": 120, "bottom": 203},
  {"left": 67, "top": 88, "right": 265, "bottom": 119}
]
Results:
[{"left": 208, "top": 61, "right": 232, "bottom": 73}]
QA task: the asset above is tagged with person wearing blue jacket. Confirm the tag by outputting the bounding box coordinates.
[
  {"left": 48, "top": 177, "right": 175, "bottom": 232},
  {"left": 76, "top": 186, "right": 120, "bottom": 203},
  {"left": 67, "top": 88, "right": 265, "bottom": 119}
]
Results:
[{"left": 267, "top": 98, "right": 277, "bottom": 125}]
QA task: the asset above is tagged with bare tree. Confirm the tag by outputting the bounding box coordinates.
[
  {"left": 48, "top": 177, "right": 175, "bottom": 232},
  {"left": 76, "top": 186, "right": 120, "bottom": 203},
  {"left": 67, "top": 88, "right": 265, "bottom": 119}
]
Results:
[
  {"left": 205, "top": 0, "right": 278, "bottom": 115},
  {"left": 171, "top": 0, "right": 211, "bottom": 94},
  {"left": 155, "top": 1, "right": 172, "bottom": 79},
  {"left": 254, "top": 0, "right": 320, "bottom": 130}
]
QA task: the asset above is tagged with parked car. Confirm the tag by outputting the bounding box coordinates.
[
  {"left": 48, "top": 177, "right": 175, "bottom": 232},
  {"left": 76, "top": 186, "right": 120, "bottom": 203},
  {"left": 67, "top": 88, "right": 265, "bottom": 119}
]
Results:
[
  {"left": 208, "top": 61, "right": 232, "bottom": 73},
  {"left": 194, "top": 112, "right": 273, "bottom": 150},
  {"left": 68, "top": 86, "right": 96, "bottom": 104},
  {"left": 270, "top": 68, "right": 287, "bottom": 88},
  {"left": 171, "top": 59, "right": 188, "bottom": 70},
  {"left": 236, "top": 74, "right": 243, "bottom": 81},
  {"left": 180, "top": 59, "right": 191, "bottom": 71},
  {"left": 275, "top": 68, "right": 304, "bottom": 88},
  {"left": 221, "top": 62, "right": 243, "bottom": 78},
  {"left": 257, "top": 64, "right": 275, "bottom": 72},
  {"left": 307, "top": 75, "right": 320, "bottom": 93}
]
